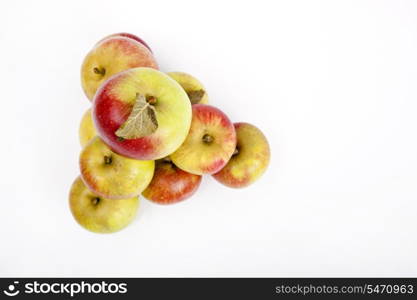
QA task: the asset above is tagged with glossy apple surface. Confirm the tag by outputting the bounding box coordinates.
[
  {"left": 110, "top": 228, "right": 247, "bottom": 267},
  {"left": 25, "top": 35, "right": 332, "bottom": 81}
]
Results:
[
  {"left": 81, "top": 37, "right": 158, "bottom": 100},
  {"left": 93, "top": 67, "right": 192, "bottom": 160},
  {"left": 170, "top": 104, "right": 236, "bottom": 175},
  {"left": 167, "top": 72, "right": 209, "bottom": 104},
  {"left": 79, "top": 108, "right": 97, "bottom": 147},
  {"left": 69, "top": 176, "right": 139, "bottom": 233},
  {"left": 142, "top": 158, "right": 202, "bottom": 204},
  {"left": 80, "top": 136, "right": 154, "bottom": 199},
  {"left": 213, "top": 122, "right": 270, "bottom": 188}
]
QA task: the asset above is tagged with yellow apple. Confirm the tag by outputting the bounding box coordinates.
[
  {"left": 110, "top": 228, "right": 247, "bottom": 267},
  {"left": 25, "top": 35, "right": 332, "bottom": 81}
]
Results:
[
  {"left": 79, "top": 136, "right": 154, "bottom": 199},
  {"left": 213, "top": 122, "right": 270, "bottom": 188},
  {"left": 79, "top": 108, "right": 97, "bottom": 147},
  {"left": 170, "top": 104, "right": 236, "bottom": 175},
  {"left": 69, "top": 176, "right": 139, "bottom": 233},
  {"left": 167, "top": 72, "right": 209, "bottom": 104},
  {"left": 81, "top": 36, "right": 158, "bottom": 100}
]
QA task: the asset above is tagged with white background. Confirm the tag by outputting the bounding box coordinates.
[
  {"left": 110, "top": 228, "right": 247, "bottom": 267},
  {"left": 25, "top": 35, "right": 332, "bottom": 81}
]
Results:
[{"left": 0, "top": 0, "right": 416, "bottom": 277}]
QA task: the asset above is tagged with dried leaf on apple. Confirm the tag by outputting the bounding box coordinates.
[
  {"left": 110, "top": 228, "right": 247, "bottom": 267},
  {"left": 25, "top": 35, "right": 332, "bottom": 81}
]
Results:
[
  {"left": 115, "top": 94, "right": 158, "bottom": 139},
  {"left": 187, "top": 89, "right": 206, "bottom": 104}
]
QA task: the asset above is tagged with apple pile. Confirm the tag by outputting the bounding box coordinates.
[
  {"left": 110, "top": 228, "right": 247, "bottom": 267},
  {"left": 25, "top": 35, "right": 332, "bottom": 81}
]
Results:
[{"left": 70, "top": 33, "right": 271, "bottom": 234}]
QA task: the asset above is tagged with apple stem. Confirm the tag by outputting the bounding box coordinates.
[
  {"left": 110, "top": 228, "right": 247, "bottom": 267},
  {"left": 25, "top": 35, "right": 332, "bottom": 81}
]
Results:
[
  {"left": 91, "top": 197, "right": 100, "bottom": 205},
  {"left": 233, "top": 148, "right": 239, "bottom": 156},
  {"left": 104, "top": 155, "right": 112, "bottom": 165},
  {"left": 146, "top": 95, "right": 157, "bottom": 105},
  {"left": 161, "top": 156, "right": 172, "bottom": 163},
  {"left": 202, "top": 134, "right": 214, "bottom": 144},
  {"left": 93, "top": 67, "right": 106, "bottom": 76}
]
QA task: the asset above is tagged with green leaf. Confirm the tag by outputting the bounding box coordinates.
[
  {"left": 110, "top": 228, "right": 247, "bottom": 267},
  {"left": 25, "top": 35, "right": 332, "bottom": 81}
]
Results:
[{"left": 115, "top": 94, "right": 158, "bottom": 139}]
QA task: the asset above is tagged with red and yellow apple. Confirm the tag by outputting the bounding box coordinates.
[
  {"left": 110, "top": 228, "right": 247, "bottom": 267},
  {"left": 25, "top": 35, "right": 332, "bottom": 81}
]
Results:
[
  {"left": 69, "top": 176, "right": 139, "bottom": 233},
  {"left": 79, "top": 136, "right": 154, "bottom": 199},
  {"left": 167, "top": 72, "right": 209, "bottom": 104},
  {"left": 79, "top": 108, "right": 97, "bottom": 147},
  {"left": 81, "top": 36, "right": 158, "bottom": 100},
  {"left": 213, "top": 122, "right": 270, "bottom": 188},
  {"left": 142, "top": 158, "right": 202, "bottom": 205},
  {"left": 170, "top": 104, "right": 236, "bottom": 175},
  {"left": 93, "top": 67, "right": 192, "bottom": 160},
  {"left": 97, "top": 32, "right": 153, "bottom": 53}
]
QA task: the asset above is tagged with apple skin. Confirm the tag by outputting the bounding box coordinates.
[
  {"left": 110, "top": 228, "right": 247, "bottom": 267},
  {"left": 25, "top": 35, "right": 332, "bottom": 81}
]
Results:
[
  {"left": 167, "top": 72, "right": 209, "bottom": 104},
  {"left": 97, "top": 32, "right": 153, "bottom": 53},
  {"left": 81, "top": 36, "right": 158, "bottom": 100},
  {"left": 93, "top": 67, "right": 192, "bottom": 160},
  {"left": 213, "top": 122, "right": 270, "bottom": 188},
  {"left": 170, "top": 104, "right": 236, "bottom": 175},
  {"left": 69, "top": 176, "right": 139, "bottom": 234},
  {"left": 80, "top": 136, "right": 155, "bottom": 199},
  {"left": 142, "top": 158, "right": 202, "bottom": 205},
  {"left": 79, "top": 108, "right": 97, "bottom": 147}
]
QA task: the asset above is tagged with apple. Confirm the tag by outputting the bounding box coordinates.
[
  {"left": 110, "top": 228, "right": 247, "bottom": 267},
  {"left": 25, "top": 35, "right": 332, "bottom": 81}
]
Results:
[
  {"left": 97, "top": 32, "right": 153, "bottom": 53},
  {"left": 142, "top": 157, "right": 202, "bottom": 204},
  {"left": 69, "top": 176, "right": 139, "bottom": 233},
  {"left": 93, "top": 67, "right": 192, "bottom": 160},
  {"left": 81, "top": 36, "right": 158, "bottom": 100},
  {"left": 79, "top": 108, "right": 97, "bottom": 147},
  {"left": 170, "top": 104, "right": 236, "bottom": 175},
  {"left": 79, "top": 136, "right": 154, "bottom": 199},
  {"left": 213, "top": 122, "right": 270, "bottom": 188},
  {"left": 167, "top": 72, "right": 209, "bottom": 104}
]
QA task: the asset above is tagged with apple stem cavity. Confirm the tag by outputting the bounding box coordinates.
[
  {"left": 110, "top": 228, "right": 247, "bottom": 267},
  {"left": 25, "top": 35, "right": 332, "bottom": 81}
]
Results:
[
  {"left": 158, "top": 157, "right": 178, "bottom": 169},
  {"left": 93, "top": 67, "right": 106, "bottom": 76},
  {"left": 104, "top": 155, "right": 113, "bottom": 165},
  {"left": 202, "top": 134, "right": 214, "bottom": 144},
  {"left": 161, "top": 156, "right": 172, "bottom": 163},
  {"left": 91, "top": 197, "right": 100, "bottom": 206},
  {"left": 146, "top": 95, "right": 157, "bottom": 105}
]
